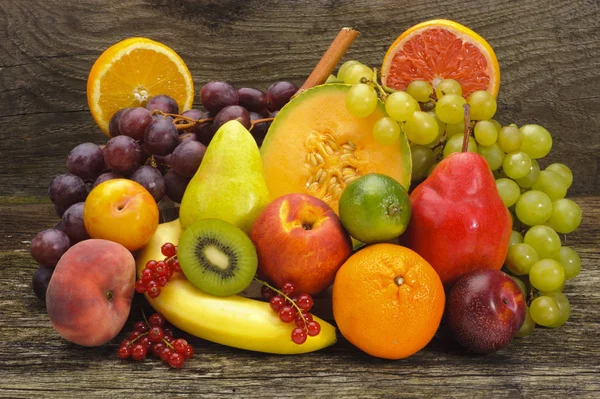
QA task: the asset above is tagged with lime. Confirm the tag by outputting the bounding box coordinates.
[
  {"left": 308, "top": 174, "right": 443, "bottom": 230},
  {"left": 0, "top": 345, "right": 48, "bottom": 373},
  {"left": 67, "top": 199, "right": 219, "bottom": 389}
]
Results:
[{"left": 338, "top": 173, "right": 411, "bottom": 244}]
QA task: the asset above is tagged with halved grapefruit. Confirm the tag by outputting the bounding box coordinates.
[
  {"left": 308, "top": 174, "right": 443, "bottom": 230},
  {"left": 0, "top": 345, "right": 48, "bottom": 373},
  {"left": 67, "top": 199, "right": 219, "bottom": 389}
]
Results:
[{"left": 381, "top": 19, "right": 500, "bottom": 98}]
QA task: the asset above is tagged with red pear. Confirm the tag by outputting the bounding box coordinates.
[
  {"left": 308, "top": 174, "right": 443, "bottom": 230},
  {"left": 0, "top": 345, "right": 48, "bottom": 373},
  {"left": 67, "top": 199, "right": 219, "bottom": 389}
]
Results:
[{"left": 405, "top": 115, "right": 512, "bottom": 287}]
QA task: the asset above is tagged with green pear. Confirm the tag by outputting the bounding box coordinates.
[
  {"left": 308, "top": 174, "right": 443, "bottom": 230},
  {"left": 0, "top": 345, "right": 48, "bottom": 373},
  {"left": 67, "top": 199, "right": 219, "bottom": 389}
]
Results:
[{"left": 179, "top": 120, "right": 270, "bottom": 233}]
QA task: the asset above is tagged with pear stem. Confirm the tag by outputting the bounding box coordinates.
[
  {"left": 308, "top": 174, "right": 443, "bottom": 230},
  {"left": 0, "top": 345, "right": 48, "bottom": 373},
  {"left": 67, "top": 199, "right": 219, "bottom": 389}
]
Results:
[{"left": 461, "top": 104, "right": 471, "bottom": 153}]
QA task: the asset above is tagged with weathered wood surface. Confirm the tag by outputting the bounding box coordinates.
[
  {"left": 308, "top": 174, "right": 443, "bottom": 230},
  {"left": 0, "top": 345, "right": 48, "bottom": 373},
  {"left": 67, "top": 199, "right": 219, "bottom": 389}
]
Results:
[{"left": 0, "top": 0, "right": 599, "bottom": 398}]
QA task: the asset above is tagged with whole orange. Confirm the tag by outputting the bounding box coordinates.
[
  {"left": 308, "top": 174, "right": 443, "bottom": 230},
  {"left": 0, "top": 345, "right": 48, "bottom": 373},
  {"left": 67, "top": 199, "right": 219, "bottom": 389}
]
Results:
[{"left": 332, "top": 243, "right": 445, "bottom": 359}]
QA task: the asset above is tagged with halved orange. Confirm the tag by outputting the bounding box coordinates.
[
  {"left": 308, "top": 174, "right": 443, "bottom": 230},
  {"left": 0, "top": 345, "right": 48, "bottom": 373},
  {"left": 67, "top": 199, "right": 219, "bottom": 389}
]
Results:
[
  {"left": 87, "top": 37, "right": 194, "bottom": 136},
  {"left": 381, "top": 19, "right": 500, "bottom": 98}
]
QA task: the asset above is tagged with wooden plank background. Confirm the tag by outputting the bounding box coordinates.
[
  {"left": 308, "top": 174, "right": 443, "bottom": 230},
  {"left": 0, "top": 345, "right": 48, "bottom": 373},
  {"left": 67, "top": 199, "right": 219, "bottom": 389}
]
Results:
[{"left": 0, "top": 0, "right": 599, "bottom": 398}]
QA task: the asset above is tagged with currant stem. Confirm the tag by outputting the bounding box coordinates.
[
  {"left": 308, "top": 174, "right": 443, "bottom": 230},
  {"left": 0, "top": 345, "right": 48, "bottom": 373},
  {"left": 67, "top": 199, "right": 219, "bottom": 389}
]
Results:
[{"left": 254, "top": 277, "right": 309, "bottom": 326}]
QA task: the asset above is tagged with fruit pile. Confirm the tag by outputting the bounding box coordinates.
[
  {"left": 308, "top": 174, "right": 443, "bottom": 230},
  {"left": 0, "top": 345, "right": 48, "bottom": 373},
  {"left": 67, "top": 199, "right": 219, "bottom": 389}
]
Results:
[{"left": 30, "top": 19, "right": 584, "bottom": 365}]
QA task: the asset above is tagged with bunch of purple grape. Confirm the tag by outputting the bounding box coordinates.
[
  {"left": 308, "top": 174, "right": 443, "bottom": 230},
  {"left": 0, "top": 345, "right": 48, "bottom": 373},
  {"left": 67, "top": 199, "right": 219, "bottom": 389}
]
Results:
[{"left": 30, "top": 80, "right": 299, "bottom": 303}]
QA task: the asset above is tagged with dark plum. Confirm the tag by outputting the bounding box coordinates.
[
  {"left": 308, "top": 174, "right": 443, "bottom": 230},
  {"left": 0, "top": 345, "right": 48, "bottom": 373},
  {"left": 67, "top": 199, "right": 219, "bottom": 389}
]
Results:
[{"left": 200, "top": 81, "right": 238, "bottom": 114}]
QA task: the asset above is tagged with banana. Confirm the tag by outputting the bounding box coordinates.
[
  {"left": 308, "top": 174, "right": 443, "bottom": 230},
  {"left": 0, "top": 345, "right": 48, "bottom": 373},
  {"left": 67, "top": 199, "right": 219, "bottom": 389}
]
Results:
[{"left": 136, "top": 219, "right": 337, "bottom": 355}]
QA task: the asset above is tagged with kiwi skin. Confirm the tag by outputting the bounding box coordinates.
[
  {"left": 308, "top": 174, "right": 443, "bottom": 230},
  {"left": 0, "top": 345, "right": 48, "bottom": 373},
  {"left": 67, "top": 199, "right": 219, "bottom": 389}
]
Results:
[{"left": 178, "top": 218, "right": 258, "bottom": 297}]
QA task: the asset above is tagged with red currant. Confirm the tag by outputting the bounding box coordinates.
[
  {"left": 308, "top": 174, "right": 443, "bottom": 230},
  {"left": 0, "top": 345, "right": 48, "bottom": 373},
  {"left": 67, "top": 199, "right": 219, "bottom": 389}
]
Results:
[
  {"left": 147, "top": 281, "right": 161, "bottom": 298},
  {"left": 173, "top": 338, "right": 188, "bottom": 354},
  {"left": 155, "top": 261, "right": 168, "bottom": 276},
  {"left": 163, "top": 326, "right": 174, "bottom": 338},
  {"left": 172, "top": 258, "right": 181, "bottom": 272},
  {"left": 145, "top": 260, "right": 158, "bottom": 271},
  {"left": 131, "top": 344, "right": 147, "bottom": 360},
  {"left": 139, "top": 336, "right": 151, "bottom": 349},
  {"left": 129, "top": 330, "right": 142, "bottom": 341},
  {"left": 156, "top": 276, "right": 169, "bottom": 287},
  {"left": 183, "top": 344, "right": 194, "bottom": 359},
  {"left": 151, "top": 342, "right": 165, "bottom": 358},
  {"left": 261, "top": 285, "right": 276, "bottom": 300},
  {"left": 135, "top": 279, "right": 147, "bottom": 293},
  {"left": 291, "top": 327, "right": 307, "bottom": 344},
  {"left": 149, "top": 313, "right": 166, "bottom": 327},
  {"left": 279, "top": 306, "right": 296, "bottom": 323},
  {"left": 281, "top": 282, "right": 296, "bottom": 296},
  {"left": 168, "top": 352, "right": 184, "bottom": 368},
  {"left": 294, "top": 311, "right": 313, "bottom": 328},
  {"left": 306, "top": 321, "right": 321, "bottom": 336},
  {"left": 133, "top": 321, "right": 149, "bottom": 333},
  {"left": 160, "top": 347, "right": 173, "bottom": 363},
  {"left": 270, "top": 295, "right": 284, "bottom": 312},
  {"left": 148, "top": 326, "right": 164, "bottom": 343},
  {"left": 161, "top": 242, "right": 177, "bottom": 257},
  {"left": 296, "top": 294, "right": 313, "bottom": 311},
  {"left": 141, "top": 268, "right": 154, "bottom": 283},
  {"left": 118, "top": 345, "right": 132, "bottom": 359}
]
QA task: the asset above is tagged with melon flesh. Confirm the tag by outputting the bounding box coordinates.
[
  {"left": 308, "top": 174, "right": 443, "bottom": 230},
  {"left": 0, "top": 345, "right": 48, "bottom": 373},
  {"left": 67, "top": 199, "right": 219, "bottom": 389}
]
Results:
[{"left": 260, "top": 84, "right": 412, "bottom": 213}]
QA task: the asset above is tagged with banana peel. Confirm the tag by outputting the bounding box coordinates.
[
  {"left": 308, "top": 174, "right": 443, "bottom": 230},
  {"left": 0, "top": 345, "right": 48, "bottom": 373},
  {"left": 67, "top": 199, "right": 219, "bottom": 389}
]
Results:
[{"left": 136, "top": 219, "right": 337, "bottom": 355}]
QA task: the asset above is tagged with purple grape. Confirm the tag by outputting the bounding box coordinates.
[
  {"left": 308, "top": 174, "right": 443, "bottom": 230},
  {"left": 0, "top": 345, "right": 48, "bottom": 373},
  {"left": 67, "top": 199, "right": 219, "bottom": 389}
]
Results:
[
  {"left": 196, "top": 122, "right": 215, "bottom": 146},
  {"left": 93, "top": 171, "right": 122, "bottom": 188},
  {"left": 266, "top": 81, "right": 298, "bottom": 111},
  {"left": 67, "top": 143, "right": 106, "bottom": 181},
  {"left": 179, "top": 132, "right": 197, "bottom": 143},
  {"left": 179, "top": 109, "right": 206, "bottom": 133},
  {"left": 118, "top": 107, "right": 153, "bottom": 141},
  {"left": 103, "top": 135, "right": 142, "bottom": 175},
  {"left": 153, "top": 154, "right": 172, "bottom": 168},
  {"left": 54, "top": 203, "right": 68, "bottom": 218},
  {"left": 30, "top": 229, "right": 71, "bottom": 267},
  {"left": 200, "top": 81, "right": 238, "bottom": 114},
  {"left": 237, "top": 88, "right": 268, "bottom": 113},
  {"left": 108, "top": 108, "right": 129, "bottom": 137},
  {"left": 32, "top": 265, "right": 54, "bottom": 301},
  {"left": 130, "top": 166, "right": 165, "bottom": 202},
  {"left": 48, "top": 173, "right": 88, "bottom": 209},
  {"left": 61, "top": 202, "right": 90, "bottom": 243},
  {"left": 171, "top": 141, "right": 206, "bottom": 178},
  {"left": 249, "top": 112, "right": 268, "bottom": 146},
  {"left": 146, "top": 94, "right": 179, "bottom": 114},
  {"left": 213, "top": 105, "right": 251, "bottom": 131},
  {"left": 163, "top": 170, "right": 190, "bottom": 203},
  {"left": 144, "top": 117, "right": 180, "bottom": 155},
  {"left": 266, "top": 110, "right": 279, "bottom": 130}
]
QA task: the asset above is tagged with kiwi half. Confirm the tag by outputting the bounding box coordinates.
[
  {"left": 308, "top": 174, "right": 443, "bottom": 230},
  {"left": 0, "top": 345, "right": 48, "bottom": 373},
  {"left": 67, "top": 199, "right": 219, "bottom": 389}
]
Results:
[{"left": 178, "top": 218, "right": 258, "bottom": 296}]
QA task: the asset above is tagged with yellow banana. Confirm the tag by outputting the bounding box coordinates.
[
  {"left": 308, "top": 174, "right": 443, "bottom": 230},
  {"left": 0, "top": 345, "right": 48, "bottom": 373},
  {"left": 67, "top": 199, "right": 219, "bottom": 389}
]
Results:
[{"left": 136, "top": 219, "right": 337, "bottom": 354}]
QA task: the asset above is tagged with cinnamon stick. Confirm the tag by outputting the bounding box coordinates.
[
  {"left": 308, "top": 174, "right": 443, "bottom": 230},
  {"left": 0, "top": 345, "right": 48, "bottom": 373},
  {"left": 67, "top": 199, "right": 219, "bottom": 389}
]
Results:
[{"left": 298, "top": 27, "right": 360, "bottom": 92}]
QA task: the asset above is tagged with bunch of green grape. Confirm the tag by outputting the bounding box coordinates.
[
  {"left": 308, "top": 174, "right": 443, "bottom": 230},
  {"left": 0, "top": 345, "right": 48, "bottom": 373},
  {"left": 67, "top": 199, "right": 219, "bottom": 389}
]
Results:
[{"left": 333, "top": 59, "right": 583, "bottom": 337}]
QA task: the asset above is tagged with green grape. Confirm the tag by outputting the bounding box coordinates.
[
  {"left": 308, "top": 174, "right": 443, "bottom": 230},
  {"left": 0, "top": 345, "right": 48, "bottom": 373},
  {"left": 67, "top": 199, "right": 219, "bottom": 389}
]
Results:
[
  {"left": 435, "top": 79, "right": 462, "bottom": 99},
  {"left": 427, "top": 162, "right": 438, "bottom": 176},
  {"left": 515, "top": 159, "right": 540, "bottom": 188},
  {"left": 410, "top": 145, "right": 436, "bottom": 181},
  {"left": 531, "top": 170, "right": 568, "bottom": 200},
  {"left": 337, "top": 60, "right": 361, "bottom": 81},
  {"left": 325, "top": 74, "right": 341, "bottom": 84},
  {"left": 402, "top": 111, "right": 439, "bottom": 145},
  {"left": 546, "top": 198, "right": 582, "bottom": 234},
  {"left": 385, "top": 91, "right": 419, "bottom": 122},
  {"left": 474, "top": 120, "right": 498, "bottom": 146},
  {"left": 506, "top": 243, "right": 539, "bottom": 275},
  {"left": 407, "top": 80, "right": 433, "bottom": 102},
  {"left": 496, "top": 178, "right": 521, "bottom": 207},
  {"left": 546, "top": 163, "right": 573, "bottom": 188},
  {"left": 468, "top": 90, "right": 497, "bottom": 120},
  {"left": 445, "top": 120, "right": 465, "bottom": 138},
  {"left": 478, "top": 142, "right": 504, "bottom": 171},
  {"left": 372, "top": 117, "right": 401, "bottom": 145},
  {"left": 552, "top": 246, "right": 581, "bottom": 280},
  {"left": 443, "top": 134, "right": 477, "bottom": 158},
  {"left": 435, "top": 94, "right": 467, "bottom": 124},
  {"left": 343, "top": 63, "right": 373, "bottom": 85},
  {"left": 490, "top": 119, "right": 502, "bottom": 132},
  {"left": 524, "top": 225, "right": 561, "bottom": 259},
  {"left": 530, "top": 295, "right": 560, "bottom": 327},
  {"left": 509, "top": 275, "right": 528, "bottom": 296},
  {"left": 529, "top": 259, "right": 565, "bottom": 292},
  {"left": 497, "top": 125, "right": 523, "bottom": 153},
  {"left": 543, "top": 291, "right": 571, "bottom": 328},
  {"left": 426, "top": 111, "right": 445, "bottom": 146},
  {"left": 515, "top": 307, "right": 536, "bottom": 337},
  {"left": 502, "top": 151, "right": 532, "bottom": 180},
  {"left": 510, "top": 230, "right": 524, "bottom": 246},
  {"left": 346, "top": 83, "right": 378, "bottom": 117},
  {"left": 520, "top": 124, "right": 552, "bottom": 159},
  {"left": 515, "top": 190, "right": 553, "bottom": 226}
]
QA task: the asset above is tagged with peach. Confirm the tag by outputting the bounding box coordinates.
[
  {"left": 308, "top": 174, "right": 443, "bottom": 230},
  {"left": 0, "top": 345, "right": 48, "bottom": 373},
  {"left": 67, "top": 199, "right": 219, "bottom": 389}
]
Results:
[
  {"left": 250, "top": 193, "right": 353, "bottom": 295},
  {"left": 84, "top": 178, "right": 159, "bottom": 251},
  {"left": 46, "top": 239, "right": 136, "bottom": 347}
]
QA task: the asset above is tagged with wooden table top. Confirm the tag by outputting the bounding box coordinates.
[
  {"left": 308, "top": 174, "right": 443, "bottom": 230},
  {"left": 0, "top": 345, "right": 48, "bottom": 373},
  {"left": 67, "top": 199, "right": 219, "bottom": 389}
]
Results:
[{"left": 1, "top": 0, "right": 599, "bottom": 398}]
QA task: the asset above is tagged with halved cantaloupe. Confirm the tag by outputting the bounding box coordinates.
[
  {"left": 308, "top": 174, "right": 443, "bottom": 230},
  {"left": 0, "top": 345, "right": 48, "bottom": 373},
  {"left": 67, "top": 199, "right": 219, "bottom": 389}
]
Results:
[{"left": 260, "top": 84, "right": 412, "bottom": 214}]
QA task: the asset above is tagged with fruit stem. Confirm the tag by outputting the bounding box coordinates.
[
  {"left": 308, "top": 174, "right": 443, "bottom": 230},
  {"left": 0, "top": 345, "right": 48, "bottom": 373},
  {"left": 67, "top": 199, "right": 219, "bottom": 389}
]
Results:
[
  {"left": 150, "top": 110, "right": 214, "bottom": 131},
  {"left": 371, "top": 68, "right": 389, "bottom": 101},
  {"left": 250, "top": 118, "right": 274, "bottom": 131},
  {"left": 254, "top": 277, "right": 310, "bottom": 326},
  {"left": 461, "top": 104, "right": 471, "bottom": 153},
  {"left": 297, "top": 27, "right": 360, "bottom": 93}
]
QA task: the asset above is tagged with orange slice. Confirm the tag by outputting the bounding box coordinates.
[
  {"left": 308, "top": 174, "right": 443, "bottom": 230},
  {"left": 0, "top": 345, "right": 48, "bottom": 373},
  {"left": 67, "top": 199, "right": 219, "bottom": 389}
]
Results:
[
  {"left": 87, "top": 37, "right": 194, "bottom": 136},
  {"left": 381, "top": 19, "right": 500, "bottom": 98}
]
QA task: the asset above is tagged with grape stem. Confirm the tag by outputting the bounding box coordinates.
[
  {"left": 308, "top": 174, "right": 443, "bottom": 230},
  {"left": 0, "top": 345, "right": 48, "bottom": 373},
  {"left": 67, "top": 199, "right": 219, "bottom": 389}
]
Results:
[
  {"left": 371, "top": 68, "right": 389, "bottom": 101},
  {"left": 253, "top": 277, "right": 310, "bottom": 326},
  {"left": 150, "top": 110, "right": 214, "bottom": 131},
  {"left": 461, "top": 104, "right": 471, "bottom": 152},
  {"left": 250, "top": 118, "right": 274, "bottom": 131}
]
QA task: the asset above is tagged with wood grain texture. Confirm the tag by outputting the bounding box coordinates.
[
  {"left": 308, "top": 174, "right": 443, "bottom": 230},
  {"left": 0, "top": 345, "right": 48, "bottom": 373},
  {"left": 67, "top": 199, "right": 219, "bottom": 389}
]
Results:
[{"left": 1, "top": 0, "right": 599, "bottom": 397}]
